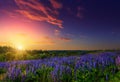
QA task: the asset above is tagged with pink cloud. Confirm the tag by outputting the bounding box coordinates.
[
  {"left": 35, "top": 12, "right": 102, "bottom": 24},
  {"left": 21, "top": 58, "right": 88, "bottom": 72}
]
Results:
[
  {"left": 14, "top": 0, "right": 63, "bottom": 28},
  {"left": 54, "top": 29, "right": 61, "bottom": 36},
  {"left": 77, "top": 12, "right": 83, "bottom": 18},
  {"left": 59, "top": 37, "right": 72, "bottom": 42},
  {"left": 76, "top": 6, "right": 84, "bottom": 18},
  {"left": 43, "top": 36, "right": 51, "bottom": 40},
  {"left": 49, "top": 0, "right": 62, "bottom": 9},
  {"left": 65, "top": 6, "right": 83, "bottom": 19}
]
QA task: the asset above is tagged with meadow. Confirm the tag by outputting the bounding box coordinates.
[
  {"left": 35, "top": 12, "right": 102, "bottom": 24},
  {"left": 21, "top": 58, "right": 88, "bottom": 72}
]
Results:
[{"left": 0, "top": 46, "right": 120, "bottom": 82}]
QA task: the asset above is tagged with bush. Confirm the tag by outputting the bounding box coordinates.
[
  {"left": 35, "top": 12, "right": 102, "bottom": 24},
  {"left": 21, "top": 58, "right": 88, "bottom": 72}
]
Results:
[
  {"left": 25, "top": 66, "right": 53, "bottom": 82},
  {"left": 0, "top": 68, "right": 6, "bottom": 74},
  {"left": 5, "top": 52, "right": 15, "bottom": 61}
]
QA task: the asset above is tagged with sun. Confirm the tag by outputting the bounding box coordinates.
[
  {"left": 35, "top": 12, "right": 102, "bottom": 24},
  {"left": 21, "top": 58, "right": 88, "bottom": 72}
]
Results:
[{"left": 17, "top": 45, "right": 23, "bottom": 50}]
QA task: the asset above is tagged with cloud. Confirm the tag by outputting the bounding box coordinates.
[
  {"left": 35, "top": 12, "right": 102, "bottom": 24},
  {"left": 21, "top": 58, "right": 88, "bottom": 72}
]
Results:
[
  {"left": 79, "top": 35, "right": 87, "bottom": 38},
  {"left": 43, "top": 36, "right": 51, "bottom": 40},
  {"left": 14, "top": 0, "right": 63, "bottom": 28},
  {"left": 66, "top": 33, "right": 74, "bottom": 37},
  {"left": 1, "top": 0, "right": 84, "bottom": 28},
  {"left": 54, "top": 29, "right": 73, "bottom": 41},
  {"left": 59, "top": 37, "right": 72, "bottom": 42},
  {"left": 76, "top": 6, "right": 84, "bottom": 18},
  {"left": 1, "top": 10, "right": 13, "bottom": 16},
  {"left": 33, "top": 36, "right": 55, "bottom": 45},
  {"left": 49, "top": 0, "right": 62, "bottom": 9},
  {"left": 34, "top": 37, "right": 55, "bottom": 45},
  {"left": 77, "top": 12, "right": 83, "bottom": 18},
  {"left": 34, "top": 41, "right": 55, "bottom": 45},
  {"left": 16, "top": 33, "right": 27, "bottom": 37},
  {"left": 54, "top": 29, "right": 61, "bottom": 36},
  {"left": 0, "top": 42, "right": 10, "bottom": 46}
]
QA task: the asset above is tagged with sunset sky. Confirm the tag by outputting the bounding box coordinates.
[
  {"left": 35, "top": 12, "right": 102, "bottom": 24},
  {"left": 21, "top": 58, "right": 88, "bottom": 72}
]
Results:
[{"left": 0, "top": 0, "right": 120, "bottom": 50}]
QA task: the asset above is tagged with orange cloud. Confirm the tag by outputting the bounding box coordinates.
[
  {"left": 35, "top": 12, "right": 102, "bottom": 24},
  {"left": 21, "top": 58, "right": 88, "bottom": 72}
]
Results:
[
  {"left": 34, "top": 37, "right": 55, "bottom": 45},
  {"left": 15, "top": 0, "right": 63, "bottom": 28},
  {"left": 16, "top": 33, "right": 27, "bottom": 37},
  {"left": 0, "top": 42, "right": 10, "bottom": 46},
  {"left": 32, "top": 36, "right": 55, "bottom": 45},
  {"left": 43, "top": 36, "right": 51, "bottom": 40},
  {"left": 34, "top": 41, "right": 55, "bottom": 45}
]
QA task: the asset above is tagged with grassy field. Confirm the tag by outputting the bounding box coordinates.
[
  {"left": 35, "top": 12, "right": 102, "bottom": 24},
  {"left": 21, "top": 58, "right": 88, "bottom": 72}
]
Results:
[{"left": 0, "top": 46, "right": 120, "bottom": 82}]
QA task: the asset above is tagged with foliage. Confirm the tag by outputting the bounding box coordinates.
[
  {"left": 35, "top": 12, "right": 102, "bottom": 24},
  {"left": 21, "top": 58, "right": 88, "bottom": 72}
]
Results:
[
  {"left": 0, "top": 52, "right": 119, "bottom": 82},
  {"left": 0, "top": 46, "right": 120, "bottom": 82},
  {"left": 0, "top": 46, "right": 119, "bottom": 61},
  {"left": 0, "top": 68, "right": 6, "bottom": 74}
]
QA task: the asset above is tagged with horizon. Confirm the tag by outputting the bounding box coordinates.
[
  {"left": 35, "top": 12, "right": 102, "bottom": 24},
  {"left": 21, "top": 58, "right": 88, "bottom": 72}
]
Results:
[
  {"left": 0, "top": 0, "right": 120, "bottom": 50},
  {"left": 0, "top": 46, "right": 119, "bottom": 51}
]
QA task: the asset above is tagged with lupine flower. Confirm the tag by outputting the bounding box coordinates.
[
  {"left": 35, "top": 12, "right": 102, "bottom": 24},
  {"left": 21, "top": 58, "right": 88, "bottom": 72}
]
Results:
[
  {"left": 0, "top": 52, "right": 118, "bottom": 81},
  {"left": 115, "top": 56, "right": 120, "bottom": 70}
]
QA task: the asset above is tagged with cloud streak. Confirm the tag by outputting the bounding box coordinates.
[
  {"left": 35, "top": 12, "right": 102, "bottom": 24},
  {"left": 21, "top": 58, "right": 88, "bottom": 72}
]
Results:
[
  {"left": 16, "top": 33, "right": 28, "bottom": 37},
  {"left": 34, "top": 36, "right": 55, "bottom": 45},
  {"left": 0, "top": 41, "right": 10, "bottom": 46},
  {"left": 14, "top": 0, "right": 63, "bottom": 28},
  {"left": 49, "top": 0, "right": 62, "bottom": 9},
  {"left": 76, "top": 6, "right": 84, "bottom": 18},
  {"left": 54, "top": 29, "right": 61, "bottom": 36},
  {"left": 34, "top": 41, "right": 55, "bottom": 45},
  {"left": 59, "top": 37, "right": 72, "bottom": 41}
]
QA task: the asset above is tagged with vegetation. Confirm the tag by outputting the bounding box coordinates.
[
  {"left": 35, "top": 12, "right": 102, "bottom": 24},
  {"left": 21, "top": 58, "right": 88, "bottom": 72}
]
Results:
[
  {"left": 0, "top": 46, "right": 119, "bottom": 62},
  {"left": 0, "top": 46, "right": 120, "bottom": 82}
]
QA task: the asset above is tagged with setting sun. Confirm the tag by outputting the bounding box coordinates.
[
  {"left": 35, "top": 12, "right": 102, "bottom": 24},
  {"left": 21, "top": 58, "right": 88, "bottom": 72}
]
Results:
[
  {"left": 0, "top": 0, "right": 120, "bottom": 81},
  {"left": 17, "top": 45, "right": 24, "bottom": 50}
]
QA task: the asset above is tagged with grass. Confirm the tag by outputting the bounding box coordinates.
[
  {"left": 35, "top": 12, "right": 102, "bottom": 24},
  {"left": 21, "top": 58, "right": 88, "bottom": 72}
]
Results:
[{"left": 0, "top": 46, "right": 120, "bottom": 82}]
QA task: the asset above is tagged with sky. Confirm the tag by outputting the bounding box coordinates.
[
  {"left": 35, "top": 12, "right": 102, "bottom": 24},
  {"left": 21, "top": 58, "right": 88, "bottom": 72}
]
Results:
[{"left": 0, "top": 0, "right": 120, "bottom": 50}]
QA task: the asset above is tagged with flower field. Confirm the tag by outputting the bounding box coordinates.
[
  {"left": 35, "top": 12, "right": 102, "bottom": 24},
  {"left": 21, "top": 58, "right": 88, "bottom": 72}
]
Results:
[{"left": 0, "top": 52, "right": 120, "bottom": 82}]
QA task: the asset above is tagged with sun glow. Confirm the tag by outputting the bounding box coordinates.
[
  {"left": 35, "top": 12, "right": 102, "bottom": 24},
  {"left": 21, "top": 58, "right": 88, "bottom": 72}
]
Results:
[{"left": 17, "top": 45, "right": 24, "bottom": 50}]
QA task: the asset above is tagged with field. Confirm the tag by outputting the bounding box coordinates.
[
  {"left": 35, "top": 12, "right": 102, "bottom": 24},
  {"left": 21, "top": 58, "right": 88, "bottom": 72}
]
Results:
[
  {"left": 1, "top": 0, "right": 120, "bottom": 82},
  {"left": 0, "top": 47, "right": 120, "bottom": 82}
]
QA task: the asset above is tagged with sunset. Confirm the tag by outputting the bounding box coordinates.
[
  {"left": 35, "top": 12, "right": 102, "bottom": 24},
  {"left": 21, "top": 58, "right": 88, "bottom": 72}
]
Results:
[
  {"left": 0, "top": 0, "right": 120, "bottom": 50},
  {"left": 0, "top": 0, "right": 120, "bottom": 82}
]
